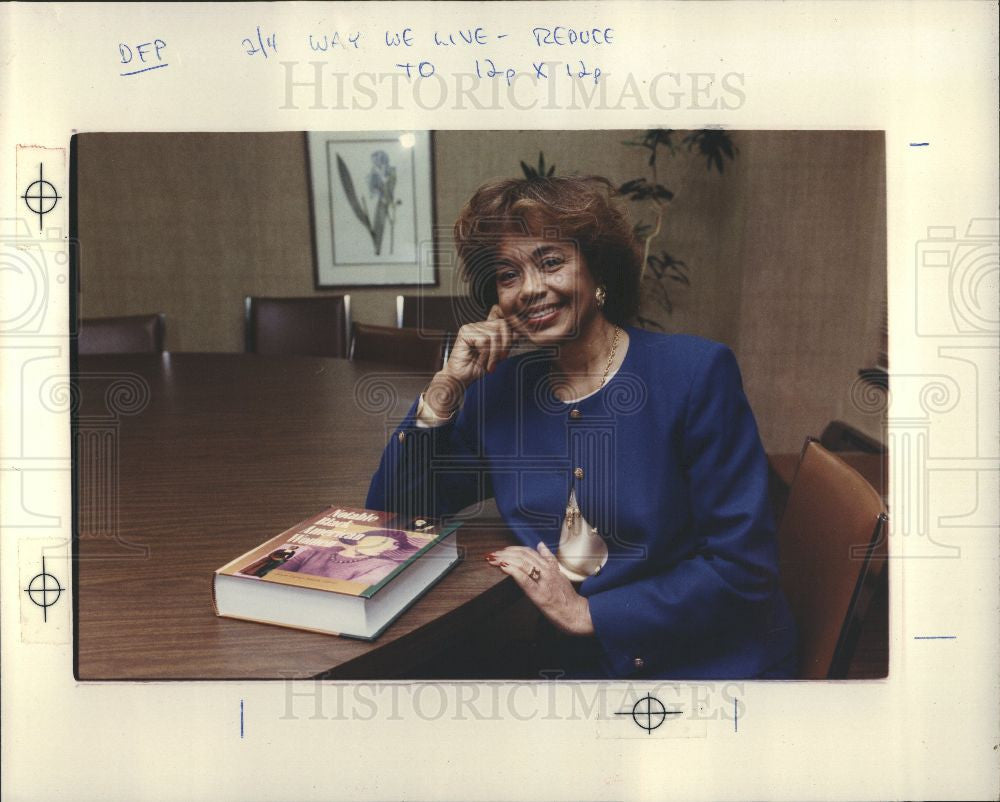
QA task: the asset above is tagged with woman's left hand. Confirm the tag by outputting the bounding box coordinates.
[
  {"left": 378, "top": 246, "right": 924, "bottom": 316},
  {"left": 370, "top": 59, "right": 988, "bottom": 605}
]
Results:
[{"left": 486, "top": 542, "right": 595, "bottom": 636}]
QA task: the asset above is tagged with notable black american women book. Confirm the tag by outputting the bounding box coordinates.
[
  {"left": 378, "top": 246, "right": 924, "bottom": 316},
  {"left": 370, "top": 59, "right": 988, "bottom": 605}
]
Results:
[{"left": 212, "top": 506, "right": 461, "bottom": 640}]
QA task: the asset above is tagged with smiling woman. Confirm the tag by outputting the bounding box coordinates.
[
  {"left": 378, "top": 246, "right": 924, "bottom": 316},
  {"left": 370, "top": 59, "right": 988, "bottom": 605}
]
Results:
[{"left": 365, "top": 175, "right": 798, "bottom": 679}]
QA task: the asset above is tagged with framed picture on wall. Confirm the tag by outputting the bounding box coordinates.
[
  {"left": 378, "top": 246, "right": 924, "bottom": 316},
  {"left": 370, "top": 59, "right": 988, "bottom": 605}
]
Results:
[{"left": 307, "top": 130, "right": 436, "bottom": 287}]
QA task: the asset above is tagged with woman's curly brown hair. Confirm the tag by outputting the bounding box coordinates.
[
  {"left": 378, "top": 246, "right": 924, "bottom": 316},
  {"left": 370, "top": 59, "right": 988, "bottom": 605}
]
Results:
[{"left": 453, "top": 175, "right": 643, "bottom": 326}]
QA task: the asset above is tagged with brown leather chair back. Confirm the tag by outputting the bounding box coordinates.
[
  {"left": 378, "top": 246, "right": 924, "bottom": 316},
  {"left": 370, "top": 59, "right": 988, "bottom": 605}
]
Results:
[
  {"left": 820, "top": 420, "right": 886, "bottom": 454},
  {"left": 245, "top": 296, "right": 349, "bottom": 358},
  {"left": 397, "top": 295, "right": 486, "bottom": 333},
  {"left": 350, "top": 323, "right": 447, "bottom": 372},
  {"left": 777, "top": 439, "right": 888, "bottom": 678},
  {"left": 78, "top": 313, "right": 165, "bottom": 355}
]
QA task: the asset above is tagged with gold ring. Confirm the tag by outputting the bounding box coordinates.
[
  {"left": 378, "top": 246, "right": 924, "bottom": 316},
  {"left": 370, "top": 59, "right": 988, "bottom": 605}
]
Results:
[{"left": 528, "top": 566, "right": 541, "bottom": 582}]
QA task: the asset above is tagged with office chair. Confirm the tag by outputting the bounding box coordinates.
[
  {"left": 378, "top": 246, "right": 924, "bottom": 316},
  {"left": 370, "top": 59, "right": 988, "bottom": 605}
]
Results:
[
  {"left": 78, "top": 313, "right": 166, "bottom": 355},
  {"left": 777, "top": 438, "right": 888, "bottom": 679},
  {"left": 244, "top": 295, "right": 350, "bottom": 358},
  {"left": 350, "top": 322, "right": 447, "bottom": 372}
]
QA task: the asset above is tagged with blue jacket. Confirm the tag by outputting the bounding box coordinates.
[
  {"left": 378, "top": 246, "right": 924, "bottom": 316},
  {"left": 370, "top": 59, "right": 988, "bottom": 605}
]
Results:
[{"left": 366, "top": 327, "right": 797, "bottom": 679}]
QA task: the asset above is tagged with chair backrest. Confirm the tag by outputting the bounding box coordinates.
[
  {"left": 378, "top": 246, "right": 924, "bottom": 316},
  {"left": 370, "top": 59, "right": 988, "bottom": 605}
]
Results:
[
  {"left": 820, "top": 420, "right": 886, "bottom": 454},
  {"left": 350, "top": 323, "right": 447, "bottom": 372},
  {"left": 777, "top": 439, "right": 888, "bottom": 679},
  {"left": 78, "top": 313, "right": 165, "bottom": 355},
  {"left": 396, "top": 295, "right": 486, "bottom": 332},
  {"left": 245, "top": 296, "right": 350, "bottom": 358}
]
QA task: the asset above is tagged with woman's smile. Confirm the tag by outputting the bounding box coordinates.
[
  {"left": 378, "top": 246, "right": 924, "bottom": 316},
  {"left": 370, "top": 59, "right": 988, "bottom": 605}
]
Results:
[{"left": 520, "top": 301, "right": 566, "bottom": 327}]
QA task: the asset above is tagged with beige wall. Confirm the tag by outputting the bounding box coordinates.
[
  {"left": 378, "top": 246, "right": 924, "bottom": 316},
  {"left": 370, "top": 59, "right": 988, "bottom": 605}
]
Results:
[
  {"left": 730, "top": 132, "right": 887, "bottom": 451},
  {"left": 76, "top": 130, "right": 886, "bottom": 452}
]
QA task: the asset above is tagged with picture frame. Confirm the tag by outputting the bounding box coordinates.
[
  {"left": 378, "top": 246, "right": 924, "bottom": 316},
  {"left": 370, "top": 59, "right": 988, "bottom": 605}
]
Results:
[{"left": 307, "top": 130, "right": 436, "bottom": 288}]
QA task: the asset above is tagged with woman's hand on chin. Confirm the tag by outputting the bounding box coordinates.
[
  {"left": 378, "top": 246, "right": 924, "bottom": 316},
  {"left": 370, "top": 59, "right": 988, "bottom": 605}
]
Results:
[
  {"left": 443, "top": 305, "right": 521, "bottom": 385},
  {"left": 424, "top": 304, "right": 521, "bottom": 419},
  {"left": 486, "top": 541, "right": 595, "bottom": 636}
]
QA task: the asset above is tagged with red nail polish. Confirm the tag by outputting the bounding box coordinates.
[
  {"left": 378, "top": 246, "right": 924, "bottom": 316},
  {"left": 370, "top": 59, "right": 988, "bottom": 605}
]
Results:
[{"left": 499, "top": 561, "right": 509, "bottom": 568}]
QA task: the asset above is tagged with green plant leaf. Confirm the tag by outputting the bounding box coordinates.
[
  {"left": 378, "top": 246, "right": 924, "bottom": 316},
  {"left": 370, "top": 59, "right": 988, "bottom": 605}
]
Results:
[
  {"left": 619, "top": 178, "right": 646, "bottom": 194},
  {"left": 619, "top": 177, "right": 675, "bottom": 202},
  {"left": 682, "top": 130, "right": 738, "bottom": 173},
  {"left": 372, "top": 200, "right": 387, "bottom": 255},
  {"left": 652, "top": 184, "right": 675, "bottom": 201},
  {"left": 336, "top": 154, "right": 372, "bottom": 231}
]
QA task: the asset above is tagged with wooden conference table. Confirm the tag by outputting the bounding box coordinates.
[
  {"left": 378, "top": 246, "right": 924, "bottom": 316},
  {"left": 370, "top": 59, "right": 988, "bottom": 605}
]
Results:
[{"left": 74, "top": 353, "right": 520, "bottom": 680}]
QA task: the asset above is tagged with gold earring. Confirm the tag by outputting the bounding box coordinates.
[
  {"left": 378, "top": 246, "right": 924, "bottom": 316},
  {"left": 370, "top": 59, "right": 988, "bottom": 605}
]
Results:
[{"left": 595, "top": 285, "right": 607, "bottom": 309}]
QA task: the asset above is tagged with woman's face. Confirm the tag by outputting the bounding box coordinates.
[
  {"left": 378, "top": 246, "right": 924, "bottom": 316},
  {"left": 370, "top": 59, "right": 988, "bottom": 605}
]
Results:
[
  {"left": 349, "top": 535, "right": 398, "bottom": 557},
  {"left": 493, "top": 237, "right": 601, "bottom": 346}
]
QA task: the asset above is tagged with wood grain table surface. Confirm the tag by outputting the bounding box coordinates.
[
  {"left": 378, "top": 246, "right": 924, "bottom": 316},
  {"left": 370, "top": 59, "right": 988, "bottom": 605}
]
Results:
[{"left": 74, "top": 353, "right": 518, "bottom": 680}]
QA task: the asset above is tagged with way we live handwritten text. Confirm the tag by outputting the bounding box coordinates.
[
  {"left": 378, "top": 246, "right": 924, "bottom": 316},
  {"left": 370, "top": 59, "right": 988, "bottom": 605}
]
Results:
[
  {"left": 299, "top": 25, "right": 613, "bottom": 85},
  {"left": 304, "top": 25, "right": 614, "bottom": 49}
]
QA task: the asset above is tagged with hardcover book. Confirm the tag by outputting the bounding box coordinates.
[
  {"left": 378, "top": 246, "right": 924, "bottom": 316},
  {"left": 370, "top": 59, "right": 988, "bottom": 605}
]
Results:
[{"left": 213, "top": 506, "right": 461, "bottom": 640}]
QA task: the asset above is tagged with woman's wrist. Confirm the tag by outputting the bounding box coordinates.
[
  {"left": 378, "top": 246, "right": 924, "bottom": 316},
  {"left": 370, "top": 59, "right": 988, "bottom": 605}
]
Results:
[
  {"left": 572, "top": 597, "right": 595, "bottom": 636},
  {"left": 556, "top": 595, "right": 594, "bottom": 637},
  {"left": 423, "top": 370, "right": 465, "bottom": 419}
]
